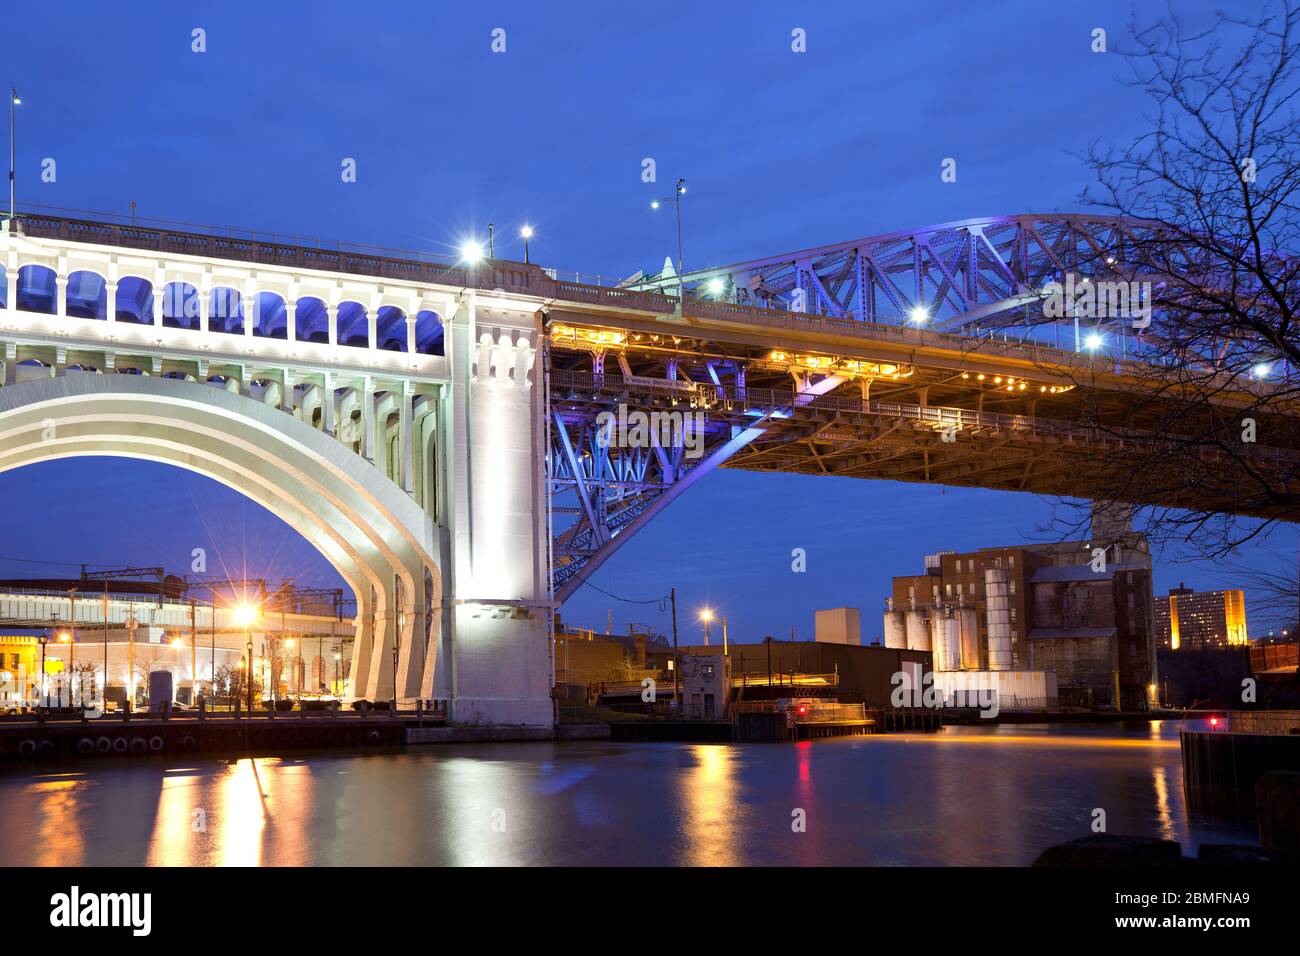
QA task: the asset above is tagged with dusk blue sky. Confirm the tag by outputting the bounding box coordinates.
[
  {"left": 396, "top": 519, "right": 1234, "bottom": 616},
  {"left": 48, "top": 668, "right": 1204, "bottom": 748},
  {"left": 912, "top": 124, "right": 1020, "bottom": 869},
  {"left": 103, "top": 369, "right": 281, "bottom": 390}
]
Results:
[{"left": 2, "top": 1, "right": 1292, "bottom": 639}]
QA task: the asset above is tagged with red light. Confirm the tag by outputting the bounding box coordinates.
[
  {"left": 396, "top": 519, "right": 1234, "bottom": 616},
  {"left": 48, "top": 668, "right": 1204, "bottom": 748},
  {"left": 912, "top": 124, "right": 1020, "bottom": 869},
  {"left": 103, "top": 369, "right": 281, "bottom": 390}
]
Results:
[
  {"left": 798, "top": 705, "right": 807, "bottom": 715},
  {"left": 1210, "top": 717, "right": 1219, "bottom": 727}
]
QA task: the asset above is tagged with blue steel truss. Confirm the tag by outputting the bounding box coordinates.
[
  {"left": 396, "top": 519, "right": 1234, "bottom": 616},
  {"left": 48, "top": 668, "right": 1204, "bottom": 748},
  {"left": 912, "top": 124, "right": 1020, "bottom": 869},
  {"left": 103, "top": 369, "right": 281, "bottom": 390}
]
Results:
[{"left": 628, "top": 214, "right": 1211, "bottom": 345}]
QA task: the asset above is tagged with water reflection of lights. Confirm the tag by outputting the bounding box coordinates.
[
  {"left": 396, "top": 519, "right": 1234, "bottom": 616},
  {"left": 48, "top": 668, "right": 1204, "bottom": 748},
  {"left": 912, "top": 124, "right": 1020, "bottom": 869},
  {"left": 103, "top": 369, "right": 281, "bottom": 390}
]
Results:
[
  {"left": 147, "top": 772, "right": 202, "bottom": 866},
  {"left": 1151, "top": 766, "right": 1177, "bottom": 842},
  {"left": 24, "top": 778, "right": 87, "bottom": 867},
  {"left": 216, "top": 759, "right": 266, "bottom": 867},
  {"left": 443, "top": 758, "right": 524, "bottom": 866},
  {"left": 680, "top": 745, "right": 739, "bottom": 866},
  {"left": 900, "top": 733, "right": 1178, "bottom": 750}
]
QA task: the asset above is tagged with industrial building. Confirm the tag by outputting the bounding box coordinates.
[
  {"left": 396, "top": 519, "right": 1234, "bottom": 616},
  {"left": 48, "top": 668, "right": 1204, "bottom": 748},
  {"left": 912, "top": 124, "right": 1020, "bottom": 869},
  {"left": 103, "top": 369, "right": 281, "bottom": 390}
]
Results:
[
  {"left": 884, "top": 531, "right": 1158, "bottom": 711},
  {"left": 1154, "top": 584, "right": 1249, "bottom": 650},
  {"left": 679, "top": 638, "right": 933, "bottom": 711}
]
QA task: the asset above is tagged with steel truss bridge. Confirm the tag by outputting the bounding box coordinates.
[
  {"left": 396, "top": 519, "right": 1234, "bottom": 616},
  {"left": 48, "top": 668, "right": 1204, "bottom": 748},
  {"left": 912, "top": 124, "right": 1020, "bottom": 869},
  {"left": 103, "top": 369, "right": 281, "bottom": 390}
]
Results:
[
  {"left": 629, "top": 214, "right": 1207, "bottom": 338},
  {"left": 1, "top": 211, "right": 1295, "bottom": 615},
  {"left": 548, "top": 214, "right": 1298, "bottom": 600}
]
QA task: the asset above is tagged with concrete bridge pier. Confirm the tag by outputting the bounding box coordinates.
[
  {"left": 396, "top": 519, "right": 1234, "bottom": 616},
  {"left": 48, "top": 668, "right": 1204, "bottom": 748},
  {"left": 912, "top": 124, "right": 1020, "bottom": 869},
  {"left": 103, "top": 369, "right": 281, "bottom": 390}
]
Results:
[{"left": 430, "top": 295, "right": 553, "bottom": 726}]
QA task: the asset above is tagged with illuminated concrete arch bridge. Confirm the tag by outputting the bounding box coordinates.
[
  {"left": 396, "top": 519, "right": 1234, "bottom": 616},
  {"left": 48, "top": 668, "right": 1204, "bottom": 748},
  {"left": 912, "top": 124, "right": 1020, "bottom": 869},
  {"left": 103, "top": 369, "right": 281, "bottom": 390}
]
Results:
[{"left": 0, "top": 212, "right": 1294, "bottom": 726}]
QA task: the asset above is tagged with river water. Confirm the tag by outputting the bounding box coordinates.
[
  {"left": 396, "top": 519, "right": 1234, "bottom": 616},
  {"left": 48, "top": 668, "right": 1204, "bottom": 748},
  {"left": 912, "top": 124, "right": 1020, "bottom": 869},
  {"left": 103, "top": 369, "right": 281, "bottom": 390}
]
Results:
[{"left": 0, "top": 719, "right": 1255, "bottom": 866}]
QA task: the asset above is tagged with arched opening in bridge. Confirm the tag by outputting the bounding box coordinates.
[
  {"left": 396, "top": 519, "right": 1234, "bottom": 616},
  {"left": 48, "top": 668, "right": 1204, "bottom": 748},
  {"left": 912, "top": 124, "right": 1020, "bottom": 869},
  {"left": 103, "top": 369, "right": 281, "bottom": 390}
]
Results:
[
  {"left": 115, "top": 276, "right": 155, "bottom": 324},
  {"left": 337, "top": 301, "right": 368, "bottom": 348},
  {"left": 66, "top": 271, "right": 108, "bottom": 319},
  {"left": 376, "top": 306, "right": 407, "bottom": 352},
  {"left": 17, "top": 265, "right": 57, "bottom": 314},
  {"left": 14, "top": 358, "right": 51, "bottom": 384},
  {"left": 252, "top": 292, "right": 288, "bottom": 339},
  {"left": 0, "top": 455, "right": 355, "bottom": 704},
  {"left": 0, "top": 375, "right": 442, "bottom": 702},
  {"left": 209, "top": 287, "right": 244, "bottom": 335},
  {"left": 162, "top": 282, "right": 201, "bottom": 331},
  {"left": 296, "top": 297, "right": 328, "bottom": 343},
  {"left": 414, "top": 309, "right": 444, "bottom": 355}
]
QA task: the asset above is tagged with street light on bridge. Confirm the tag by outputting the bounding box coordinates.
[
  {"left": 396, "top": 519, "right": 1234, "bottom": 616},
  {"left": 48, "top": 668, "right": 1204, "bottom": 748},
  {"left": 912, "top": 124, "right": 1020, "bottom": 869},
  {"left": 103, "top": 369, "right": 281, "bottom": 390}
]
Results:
[
  {"left": 650, "top": 178, "right": 687, "bottom": 310},
  {"left": 459, "top": 240, "right": 484, "bottom": 265},
  {"left": 7, "top": 88, "right": 19, "bottom": 227}
]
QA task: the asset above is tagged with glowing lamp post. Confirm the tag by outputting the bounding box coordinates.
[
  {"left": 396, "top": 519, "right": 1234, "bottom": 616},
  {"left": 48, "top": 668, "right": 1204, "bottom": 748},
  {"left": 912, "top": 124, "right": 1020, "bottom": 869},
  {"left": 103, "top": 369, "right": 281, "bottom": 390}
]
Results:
[
  {"left": 233, "top": 603, "right": 260, "bottom": 713},
  {"left": 7, "top": 88, "right": 19, "bottom": 227},
  {"left": 698, "top": 608, "right": 714, "bottom": 646},
  {"left": 460, "top": 240, "right": 484, "bottom": 265},
  {"left": 650, "top": 178, "right": 687, "bottom": 310}
]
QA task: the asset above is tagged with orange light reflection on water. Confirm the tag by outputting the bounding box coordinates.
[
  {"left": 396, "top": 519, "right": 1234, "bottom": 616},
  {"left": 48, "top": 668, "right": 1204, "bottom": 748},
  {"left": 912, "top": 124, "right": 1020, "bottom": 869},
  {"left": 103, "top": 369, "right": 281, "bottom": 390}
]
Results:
[
  {"left": 679, "top": 745, "right": 739, "bottom": 866},
  {"left": 23, "top": 777, "right": 88, "bottom": 867}
]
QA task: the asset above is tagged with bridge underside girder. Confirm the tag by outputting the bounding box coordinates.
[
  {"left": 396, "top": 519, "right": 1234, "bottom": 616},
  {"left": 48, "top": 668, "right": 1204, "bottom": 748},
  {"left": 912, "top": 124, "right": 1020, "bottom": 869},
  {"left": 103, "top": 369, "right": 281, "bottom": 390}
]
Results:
[{"left": 546, "top": 308, "right": 1300, "bottom": 599}]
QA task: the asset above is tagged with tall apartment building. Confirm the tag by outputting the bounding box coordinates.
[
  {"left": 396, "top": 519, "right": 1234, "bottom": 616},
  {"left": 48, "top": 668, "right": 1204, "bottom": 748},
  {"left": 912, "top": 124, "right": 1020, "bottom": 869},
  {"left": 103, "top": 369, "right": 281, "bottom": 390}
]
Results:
[
  {"left": 887, "top": 536, "right": 1158, "bottom": 710},
  {"left": 1154, "top": 585, "right": 1248, "bottom": 650}
]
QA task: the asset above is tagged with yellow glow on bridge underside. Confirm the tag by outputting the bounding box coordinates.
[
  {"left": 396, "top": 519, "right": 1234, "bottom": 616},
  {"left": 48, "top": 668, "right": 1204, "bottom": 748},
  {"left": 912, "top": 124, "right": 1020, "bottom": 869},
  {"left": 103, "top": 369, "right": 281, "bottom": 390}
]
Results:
[
  {"left": 768, "top": 351, "right": 914, "bottom": 380},
  {"left": 959, "top": 371, "right": 1075, "bottom": 395},
  {"left": 549, "top": 324, "right": 626, "bottom": 349}
]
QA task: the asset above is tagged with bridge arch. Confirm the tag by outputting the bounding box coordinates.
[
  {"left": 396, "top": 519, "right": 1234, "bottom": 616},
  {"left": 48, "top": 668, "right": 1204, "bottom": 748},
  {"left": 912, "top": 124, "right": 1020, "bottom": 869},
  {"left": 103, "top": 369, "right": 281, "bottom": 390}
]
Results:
[
  {"left": 162, "top": 281, "right": 201, "bottom": 330},
  {"left": 115, "top": 276, "right": 154, "bottom": 324},
  {"left": 17, "top": 265, "right": 57, "bottom": 314},
  {"left": 252, "top": 291, "right": 288, "bottom": 338},
  {"left": 376, "top": 306, "right": 408, "bottom": 352},
  {"left": 209, "top": 286, "right": 244, "bottom": 334},
  {"left": 66, "top": 270, "right": 108, "bottom": 319},
  {"left": 337, "top": 300, "right": 368, "bottom": 348},
  {"left": 296, "top": 296, "right": 329, "bottom": 343},
  {"left": 414, "top": 309, "right": 443, "bottom": 355},
  {"left": 0, "top": 374, "right": 441, "bottom": 700}
]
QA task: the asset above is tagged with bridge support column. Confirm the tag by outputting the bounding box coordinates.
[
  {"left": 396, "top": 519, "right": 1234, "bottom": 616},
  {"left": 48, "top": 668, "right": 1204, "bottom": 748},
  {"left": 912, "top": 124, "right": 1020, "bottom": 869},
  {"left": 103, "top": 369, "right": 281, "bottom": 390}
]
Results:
[
  {"left": 398, "top": 381, "right": 413, "bottom": 494},
  {"left": 199, "top": 285, "right": 211, "bottom": 335},
  {"left": 361, "top": 377, "right": 376, "bottom": 463},
  {"left": 153, "top": 268, "right": 165, "bottom": 328},
  {"left": 439, "top": 296, "right": 552, "bottom": 726},
  {"left": 322, "top": 372, "right": 336, "bottom": 437}
]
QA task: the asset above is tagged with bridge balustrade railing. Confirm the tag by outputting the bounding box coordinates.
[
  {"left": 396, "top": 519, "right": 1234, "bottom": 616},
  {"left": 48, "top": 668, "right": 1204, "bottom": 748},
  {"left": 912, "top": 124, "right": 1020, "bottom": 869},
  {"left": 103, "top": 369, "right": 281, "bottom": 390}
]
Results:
[
  {"left": 13, "top": 214, "right": 1288, "bottom": 393},
  {"left": 548, "top": 280, "right": 1157, "bottom": 376}
]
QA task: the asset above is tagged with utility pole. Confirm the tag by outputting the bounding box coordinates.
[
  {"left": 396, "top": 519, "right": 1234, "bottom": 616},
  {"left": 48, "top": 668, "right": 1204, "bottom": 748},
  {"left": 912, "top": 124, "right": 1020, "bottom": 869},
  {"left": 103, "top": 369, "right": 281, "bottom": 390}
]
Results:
[
  {"left": 670, "top": 587, "right": 680, "bottom": 720},
  {"left": 68, "top": 588, "right": 76, "bottom": 707},
  {"left": 101, "top": 583, "right": 108, "bottom": 710},
  {"left": 189, "top": 598, "right": 197, "bottom": 704},
  {"left": 127, "top": 604, "right": 136, "bottom": 710},
  {"left": 722, "top": 616, "right": 729, "bottom": 656}
]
